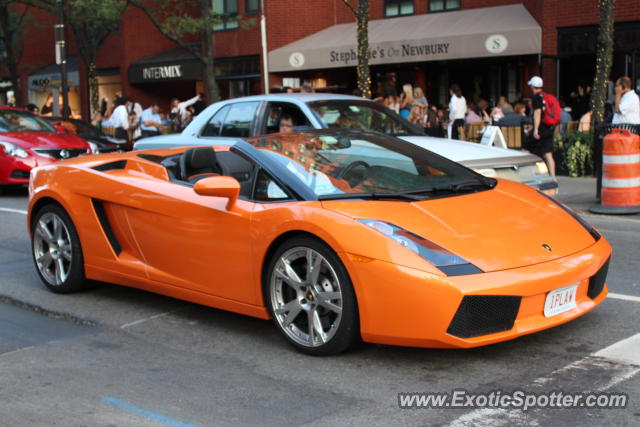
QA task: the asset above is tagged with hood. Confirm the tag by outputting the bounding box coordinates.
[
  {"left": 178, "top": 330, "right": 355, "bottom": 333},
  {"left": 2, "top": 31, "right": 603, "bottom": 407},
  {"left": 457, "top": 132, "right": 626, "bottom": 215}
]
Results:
[
  {"left": 321, "top": 181, "right": 595, "bottom": 273},
  {"left": 400, "top": 136, "right": 539, "bottom": 167},
  {"left": 0, "top": 132, "right": 90, "bottom": 150}
]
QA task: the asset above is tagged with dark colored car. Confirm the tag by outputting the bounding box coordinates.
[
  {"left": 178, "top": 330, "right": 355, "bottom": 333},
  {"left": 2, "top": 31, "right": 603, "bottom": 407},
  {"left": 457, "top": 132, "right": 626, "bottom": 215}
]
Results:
[
  {"left": 0, "top": 107, "right": 90, "bottom": 187},
  {"left": 45, "top": 117, "right": 131, "bottom": 153}
]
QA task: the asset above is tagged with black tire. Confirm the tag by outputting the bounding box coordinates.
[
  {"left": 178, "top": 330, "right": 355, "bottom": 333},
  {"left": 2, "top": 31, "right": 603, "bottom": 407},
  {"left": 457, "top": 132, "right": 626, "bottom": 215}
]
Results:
[
  {"left": 264, "top": 235, "right": 360, "bottom": 356},
  {"left": 31, "top": 204, "right": 87, "bottom": 293}
]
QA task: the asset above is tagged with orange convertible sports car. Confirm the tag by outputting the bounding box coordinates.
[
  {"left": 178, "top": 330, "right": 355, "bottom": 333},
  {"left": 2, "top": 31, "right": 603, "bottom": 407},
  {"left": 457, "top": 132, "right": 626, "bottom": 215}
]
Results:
[{"left": 28, "top": 130, "right": 611, "bottom": 355}]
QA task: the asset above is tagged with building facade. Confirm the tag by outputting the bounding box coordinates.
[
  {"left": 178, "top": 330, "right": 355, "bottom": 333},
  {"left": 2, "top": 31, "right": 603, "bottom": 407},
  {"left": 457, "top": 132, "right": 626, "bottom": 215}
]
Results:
[{"left": 2, "top": 0, "right": 639, "bottom": 118}]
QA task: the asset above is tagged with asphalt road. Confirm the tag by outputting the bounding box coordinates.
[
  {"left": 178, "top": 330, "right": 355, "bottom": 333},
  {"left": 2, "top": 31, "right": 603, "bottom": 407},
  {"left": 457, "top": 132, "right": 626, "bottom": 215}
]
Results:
[{"left": 0, "top": 182, "right": 639, "bottom": 426}]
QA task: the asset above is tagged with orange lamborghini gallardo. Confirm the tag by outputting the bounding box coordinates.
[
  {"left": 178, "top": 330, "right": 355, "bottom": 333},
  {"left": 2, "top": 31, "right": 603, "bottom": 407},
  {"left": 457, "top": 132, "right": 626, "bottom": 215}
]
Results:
[{"left": 28, "top": 130, "right": 611, "bottom": 355}]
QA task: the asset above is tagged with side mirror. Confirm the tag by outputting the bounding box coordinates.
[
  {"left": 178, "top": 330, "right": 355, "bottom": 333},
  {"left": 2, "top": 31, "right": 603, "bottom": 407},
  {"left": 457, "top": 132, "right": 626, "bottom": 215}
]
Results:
[
  {"left": 193, "top": 176, "right": 240, "bottom": 209},
  {"left": 54, "top": 124, "right": 67, "bottom": 133}
]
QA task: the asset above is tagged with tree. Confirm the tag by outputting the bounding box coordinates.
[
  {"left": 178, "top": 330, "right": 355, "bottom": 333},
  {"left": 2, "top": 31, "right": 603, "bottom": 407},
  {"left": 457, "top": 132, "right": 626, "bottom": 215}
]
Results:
[
  {"left": 0, "top": 1, "right": 31, "bottom": 105},
  {"left": 341, "top": 0, "right": 370, "bottom": 98},
  {"left": 129, "top": 0, "right": 245, "bottom": 103},
  {"left": 18, "top": 0, "right": 127, "bottom": 115},
  {"left": 66, "top": 0, "right": 127, "bottom": 115},
  {"left": 590, "top": 0, "right": 616, "bottom": 126}
]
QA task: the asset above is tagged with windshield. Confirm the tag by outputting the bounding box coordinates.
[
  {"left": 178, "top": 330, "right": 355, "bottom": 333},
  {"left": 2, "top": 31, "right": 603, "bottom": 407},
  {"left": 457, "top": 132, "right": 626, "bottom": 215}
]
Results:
[
  {"left": 249, "top": 131, "right": 490, "bottom": 199},
  {"left": 0, "top": 109, "right": 57, "bottom": 133},
  {"left": 307, "top": 100, "right": 424, "bottom": 136}
]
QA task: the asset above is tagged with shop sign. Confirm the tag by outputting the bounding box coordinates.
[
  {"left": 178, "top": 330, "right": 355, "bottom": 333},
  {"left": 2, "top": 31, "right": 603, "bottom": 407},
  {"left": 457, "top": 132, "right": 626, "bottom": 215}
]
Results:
[
  {"left": 0, "top": 80, "right": 12, "bottom": 89},
  {"left": 28, "top": 71, "right": 80, "bottom": 89},
  {"left": 142, "top": 65, "right": 183, "bottom": 80},
  {"left": 328, "top": 42, "right": 451, "bottom": 66},
  {"left": 485, "top": 34, "right": 509, "bottom": 54}
]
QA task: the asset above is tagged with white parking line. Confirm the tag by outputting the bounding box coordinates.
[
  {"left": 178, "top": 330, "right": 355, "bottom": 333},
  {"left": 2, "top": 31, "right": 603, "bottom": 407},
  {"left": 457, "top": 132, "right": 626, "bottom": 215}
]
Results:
[
  {"left": 608, "top": 292, "right": 640, "bottom": 303},
  {"left": 447, "top": 332, "right": 640, "bottom": 427},
  {"left": 0, "top": 207, "right": 27, "bottom": 215},
  {"left": 595, "top": 333, "right": 640, "bottom": 366}
]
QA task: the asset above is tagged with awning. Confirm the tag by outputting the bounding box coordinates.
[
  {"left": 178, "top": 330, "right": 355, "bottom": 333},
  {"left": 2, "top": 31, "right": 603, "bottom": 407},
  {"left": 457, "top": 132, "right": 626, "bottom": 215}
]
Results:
[
  {"left": 268, "top": 4, "right": 541, "bottom": 72},
  {"left": 129, "top": 45, "right": 261, "bottom": 84},
  {"left": 129, "top": 45, "right": 202, "bottom": 84},
  {"left": 28, "top": 56, "right": 79, "bottom": 89}
]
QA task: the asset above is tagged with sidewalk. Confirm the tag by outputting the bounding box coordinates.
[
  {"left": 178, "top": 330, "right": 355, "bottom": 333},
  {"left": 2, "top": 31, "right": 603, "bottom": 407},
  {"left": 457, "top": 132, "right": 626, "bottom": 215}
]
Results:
[{"left": 556, "top": 176, "right": 640, "bottom": 219}]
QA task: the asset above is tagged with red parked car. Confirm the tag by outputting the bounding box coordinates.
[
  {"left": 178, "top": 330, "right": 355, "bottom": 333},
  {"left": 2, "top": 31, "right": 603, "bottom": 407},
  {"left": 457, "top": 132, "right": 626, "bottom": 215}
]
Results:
[{"left": 0, "top": 107, "right": 90, "bottom": 187}]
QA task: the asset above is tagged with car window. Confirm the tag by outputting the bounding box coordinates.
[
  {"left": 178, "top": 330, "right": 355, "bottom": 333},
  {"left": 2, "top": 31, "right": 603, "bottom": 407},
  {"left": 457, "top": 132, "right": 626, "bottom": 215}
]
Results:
[
  {"left": 307, "top": 100, "right": 424, "bottom": 136},
  {"left": 253, "top": 169, "right": 292, "bottom": 202},
  {"left": 264, "top": 102, "right": 312, "bottom": 134},
  {"left": 0, "top": 110, "right": 57, "bottom": 133},
  {"left": 201, "top": 105, "right": 231, "bottom": 137},
  {"left": 221, "top": 102, "right": 259, "bottom": 138}
]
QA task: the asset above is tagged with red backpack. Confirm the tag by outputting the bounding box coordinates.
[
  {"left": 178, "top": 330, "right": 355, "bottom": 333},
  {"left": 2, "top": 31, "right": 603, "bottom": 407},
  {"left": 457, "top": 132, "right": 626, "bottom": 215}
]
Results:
[{"left": 541, "top": 93, "right": 562, "bottom": 126}]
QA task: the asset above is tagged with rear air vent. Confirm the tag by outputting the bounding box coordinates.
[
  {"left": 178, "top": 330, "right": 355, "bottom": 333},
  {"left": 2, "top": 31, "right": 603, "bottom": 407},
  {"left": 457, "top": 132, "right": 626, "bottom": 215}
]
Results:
[
  {"left": 92, "top": 160, "right": 127, "bottom": 172},
  {"left": 91, "top": 200, "right": 122, "bottom": 256}
]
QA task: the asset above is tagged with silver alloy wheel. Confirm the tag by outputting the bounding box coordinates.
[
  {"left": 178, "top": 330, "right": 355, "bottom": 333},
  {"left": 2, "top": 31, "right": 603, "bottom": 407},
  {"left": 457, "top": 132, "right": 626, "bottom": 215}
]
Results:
[
  {"left": 270, "top": 247, "right": 343, "bottom": 347},
  {"left": 33, "top": 212, "right": 73, "bottom": 286}
]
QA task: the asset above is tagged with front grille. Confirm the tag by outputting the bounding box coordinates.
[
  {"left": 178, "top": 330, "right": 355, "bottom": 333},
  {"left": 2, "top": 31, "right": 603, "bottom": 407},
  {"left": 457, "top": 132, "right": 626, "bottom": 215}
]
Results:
[
  {"left": 588, "top": 258, "right": 610, "bottom": 299},
  {"left": 447, "top": 295, "right": 521, "bottom": 338},
  {"left": 33, "top": 148, "right": 87, "bottom": 160},
  {"left": 10, "top": 170, "right": 30, "bottom": 179}
]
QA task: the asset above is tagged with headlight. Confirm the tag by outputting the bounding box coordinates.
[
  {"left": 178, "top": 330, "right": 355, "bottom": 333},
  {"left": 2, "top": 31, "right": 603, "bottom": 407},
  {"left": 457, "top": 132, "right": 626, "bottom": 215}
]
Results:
[
  {"left": 473, "top": 168, "right": 498, "bottom": 178},
  {"left": 538, "top": 191, "right": 601, "bottom": 241},
  {"left": 357, "top": 219, "right": 482, "bottom": 276},
  {"left": 0, "top": 141, "right": 29, "bottom": 158},
  {"left": 87, "top": 142, "right": 99, "bottom": 154},
  {"left": 535, "top": 161, "right": 549, "bottom": 175}
]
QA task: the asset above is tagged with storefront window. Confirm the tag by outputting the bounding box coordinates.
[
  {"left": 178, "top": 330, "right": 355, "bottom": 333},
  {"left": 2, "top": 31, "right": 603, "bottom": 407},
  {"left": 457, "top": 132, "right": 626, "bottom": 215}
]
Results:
[
  {"left": 429, "top": 0, "right": 460, "bottom": 12},
  {"left": 213, "top": 0, "right": 239, "bottom": 31},
  {"left": 245, "top": 0, "right": 259, "bottom": 14},
  {"left": 384, "top": 0, "right": 414, "bottom": 18},
  {"left": 97, "top": 70, "right": 121, "bottom": 117}
]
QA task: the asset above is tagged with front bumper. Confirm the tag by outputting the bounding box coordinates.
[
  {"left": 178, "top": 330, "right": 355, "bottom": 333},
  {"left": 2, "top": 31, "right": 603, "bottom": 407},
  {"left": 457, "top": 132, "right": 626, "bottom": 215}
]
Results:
[
  {"left": 0, "top": 155, "right": 55, "bottom": 185},
  {"left": 346, "top": 236, "right": 611, "bottom": 348}
]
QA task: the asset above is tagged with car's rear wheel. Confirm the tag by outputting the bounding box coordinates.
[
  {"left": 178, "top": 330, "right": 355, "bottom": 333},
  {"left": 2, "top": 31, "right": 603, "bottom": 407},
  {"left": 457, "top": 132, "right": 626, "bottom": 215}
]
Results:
[
  {"left": 265, "top": 236, "right": 359, "bottom": 356},
  {"left": 32, "top": 204, "right": 86, "bottom": 293}
]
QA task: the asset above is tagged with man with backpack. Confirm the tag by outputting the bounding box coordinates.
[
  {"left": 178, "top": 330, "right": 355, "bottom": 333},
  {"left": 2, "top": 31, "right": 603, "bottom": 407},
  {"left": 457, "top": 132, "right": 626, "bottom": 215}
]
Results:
[{"left": 526, "top": 76, "right": 560, "bottom": 178}]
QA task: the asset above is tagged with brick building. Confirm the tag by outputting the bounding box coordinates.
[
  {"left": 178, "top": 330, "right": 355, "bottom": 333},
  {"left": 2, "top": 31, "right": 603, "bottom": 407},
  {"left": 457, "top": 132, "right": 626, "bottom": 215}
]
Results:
[{"left": 1, "top": 0, "right": 639, "bottom": 119}]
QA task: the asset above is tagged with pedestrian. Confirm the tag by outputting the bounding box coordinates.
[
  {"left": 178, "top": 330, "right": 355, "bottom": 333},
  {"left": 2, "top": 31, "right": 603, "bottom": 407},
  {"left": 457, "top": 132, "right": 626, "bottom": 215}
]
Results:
[
  {"left": 140, "top": 103, "right": 163, "bottom": 138},
  {"left": 413, "top": 87, "right": 427, "bottom": 107},
  {"left": 192, "top": 93, "right": 207, "bottom": 116},
  {"left": 108, "top": 96, "right": 132, "bottom": 141},
  {"left": 525, "top": 76, "right": 560, "bottom": 178},
  {"left": 612, "top": 76, "right": 640, "bottom": 124},
  {"left": 41, "top": 94, "right": 54, "bottom": 116},
  {"left": 447, "top": 84, "right": 466, "bottom": 139},
  {"left": 170, "top": 93, "right": 202, "bottom": 130},
  {"left": 128, "top": 99, "right": 143, "bottom": 140},
  {"left": 25, "top": 104, "right": 40, "bottom": 115},
  {"left": 497, "top": 102, "right": 528, "bottom": 127},
  {"left": 383, "top": 85, "right": 400, "bottom": 114},
  {"left": 465, "top": 103, "right": 483, "bottom": 123},
  {"left": 399, "top": 84, "right": 414, "bottom": 118}
]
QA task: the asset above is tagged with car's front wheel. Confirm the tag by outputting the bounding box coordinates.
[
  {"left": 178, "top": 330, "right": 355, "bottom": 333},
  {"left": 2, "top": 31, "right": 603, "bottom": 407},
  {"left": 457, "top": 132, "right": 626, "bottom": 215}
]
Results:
[
  {"left": 265, "top": 236, "right": 360, "bottom": 356},
  {"left": 32, "top": 204, "right": 86, "bottom": 293}
]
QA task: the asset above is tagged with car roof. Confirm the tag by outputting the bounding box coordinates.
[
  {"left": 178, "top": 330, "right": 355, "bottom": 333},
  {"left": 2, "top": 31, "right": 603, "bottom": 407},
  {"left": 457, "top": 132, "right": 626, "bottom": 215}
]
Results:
[
  {"left": 218, "top": 93, "right": 363, "bottom": 103},
  {"left": 0, "top": 106, "right": 29, "bottom": 112}
]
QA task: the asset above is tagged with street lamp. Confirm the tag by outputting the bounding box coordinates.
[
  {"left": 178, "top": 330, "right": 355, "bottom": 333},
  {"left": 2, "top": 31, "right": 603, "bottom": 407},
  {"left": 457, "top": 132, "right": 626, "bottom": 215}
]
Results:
[
  {"left": 55, "top": 0, "right": 69, "bottom": 119},
  {"left": 260, "top": 0, "right": 269, "bottom": 94}
]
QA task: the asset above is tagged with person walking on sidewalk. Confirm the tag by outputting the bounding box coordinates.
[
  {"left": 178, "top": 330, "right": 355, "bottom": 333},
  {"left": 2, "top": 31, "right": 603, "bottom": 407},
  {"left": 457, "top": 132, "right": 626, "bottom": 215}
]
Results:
[
  {"left": 447, "top": 84, "right": 466, "bottom": 140},
  {"left": 526, "top": 76, "right": 558, "bottom": 178}
]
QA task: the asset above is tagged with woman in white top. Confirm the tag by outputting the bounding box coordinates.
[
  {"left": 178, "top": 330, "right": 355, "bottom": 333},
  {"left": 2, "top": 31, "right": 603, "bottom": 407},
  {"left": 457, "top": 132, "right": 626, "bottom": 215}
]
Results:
[{"left": 448, "top": 84, "right": 467, "bottom": 139}]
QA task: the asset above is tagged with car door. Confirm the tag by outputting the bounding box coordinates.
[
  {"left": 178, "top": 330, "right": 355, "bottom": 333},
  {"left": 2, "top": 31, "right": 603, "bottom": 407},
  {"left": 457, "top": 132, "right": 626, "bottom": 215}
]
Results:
[{"left": 124, "top": 178, "right": 257, "bottom": 305}]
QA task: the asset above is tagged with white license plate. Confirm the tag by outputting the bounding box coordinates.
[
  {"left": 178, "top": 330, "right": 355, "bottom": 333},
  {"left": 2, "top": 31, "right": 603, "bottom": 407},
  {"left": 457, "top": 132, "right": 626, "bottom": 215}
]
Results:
[{"left": 544, "top": 284, "right": 578, "bottom": 317}]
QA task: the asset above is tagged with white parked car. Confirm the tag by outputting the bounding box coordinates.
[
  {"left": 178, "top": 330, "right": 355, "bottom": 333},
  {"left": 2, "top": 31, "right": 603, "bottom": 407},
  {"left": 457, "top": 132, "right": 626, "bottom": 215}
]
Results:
[{"left": 135, "top": 94, "right": 556, "bottom": 192}]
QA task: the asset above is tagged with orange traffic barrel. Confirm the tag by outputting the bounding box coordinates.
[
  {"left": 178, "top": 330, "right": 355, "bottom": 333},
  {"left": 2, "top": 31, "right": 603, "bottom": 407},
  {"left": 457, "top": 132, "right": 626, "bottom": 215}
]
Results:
[{"left": 591, "top": 128, "right": 640, "bottom": 214}]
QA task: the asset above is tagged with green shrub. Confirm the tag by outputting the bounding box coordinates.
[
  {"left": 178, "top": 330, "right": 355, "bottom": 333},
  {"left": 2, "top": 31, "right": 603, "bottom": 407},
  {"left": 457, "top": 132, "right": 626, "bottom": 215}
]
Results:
[{"left": 553, "top": 131, "right": 595, "bottom": 177}]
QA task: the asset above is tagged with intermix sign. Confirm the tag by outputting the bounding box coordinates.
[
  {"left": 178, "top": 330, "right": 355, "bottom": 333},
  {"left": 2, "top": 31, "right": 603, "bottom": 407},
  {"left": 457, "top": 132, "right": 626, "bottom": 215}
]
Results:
[{"left": 142, "top": 65, "right": 183, "bottom": 80}]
